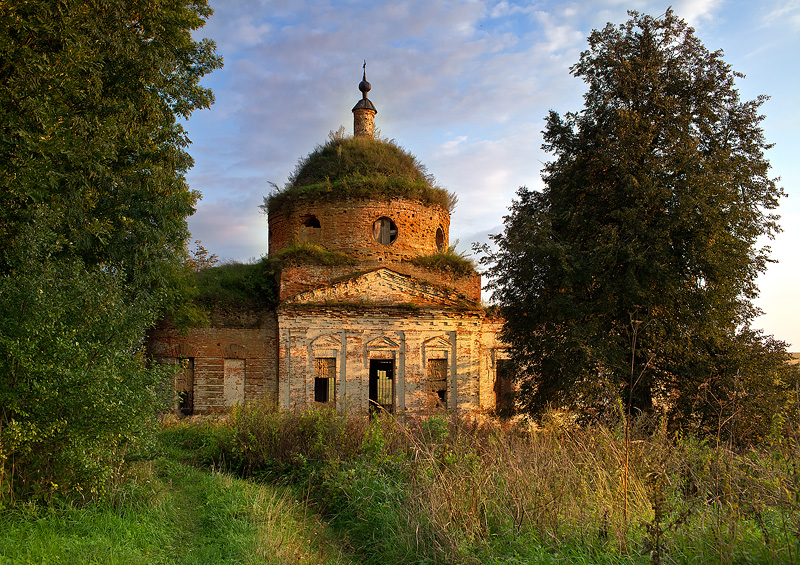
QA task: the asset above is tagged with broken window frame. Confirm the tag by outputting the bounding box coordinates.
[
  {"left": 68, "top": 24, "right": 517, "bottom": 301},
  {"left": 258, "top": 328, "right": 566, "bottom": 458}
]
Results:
[
  {"left": 494, "top": 358, "right": 515, "bottom": 417},
  {"left": 369, "top": 359, "right": 394, "bottom": 415},
  {"left": 300, "top": 214, "right": 322, "bottom": 244},
  {"left": 314, "top": 357, "right": 336, "bottom": 403},
  {"left": 372, "top": 217, "right": 398, "bottom": 245},
  {"left": 426, "top": 358, "right": 448, "bottom": 409},
  {"left": 176, "top": 357, "right": 194, "bottom": 415}
]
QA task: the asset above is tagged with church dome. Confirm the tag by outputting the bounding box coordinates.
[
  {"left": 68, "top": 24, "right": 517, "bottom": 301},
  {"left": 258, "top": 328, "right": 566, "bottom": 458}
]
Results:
[
  {"left": 291, "top": 137, "right": 428, "bottom": 190},
  {"left": 265, "top": 70, "right": 457, "bottom": 266},
  {"left": 265, "top": 136, "right": 455, "bottom": 215},
  {"left": 266, "top": 136, "right": 455, "bottom": 263}
]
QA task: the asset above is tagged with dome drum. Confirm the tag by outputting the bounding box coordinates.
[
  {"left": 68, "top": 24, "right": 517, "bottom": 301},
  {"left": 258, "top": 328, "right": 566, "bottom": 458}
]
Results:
[{"left": 268, "top": 198, "right": 450, "bottom": 263}]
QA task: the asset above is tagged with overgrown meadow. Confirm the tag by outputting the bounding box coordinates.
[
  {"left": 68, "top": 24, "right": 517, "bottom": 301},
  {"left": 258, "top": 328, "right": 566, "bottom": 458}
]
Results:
[{"left": 2, "top": 403, "right": 798, "bottom": 563}]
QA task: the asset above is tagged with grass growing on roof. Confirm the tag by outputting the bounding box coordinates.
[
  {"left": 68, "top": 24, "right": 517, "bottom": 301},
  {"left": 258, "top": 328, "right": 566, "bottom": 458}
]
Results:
[
  {"left": 275, "top": 242, "right": 357, "bottom": 267},
  {"left": 264, "top": 135, "right": 457, "bottom": 214},
  {"left": 407, "top": 242, "right": 477, "bottom": 277}
]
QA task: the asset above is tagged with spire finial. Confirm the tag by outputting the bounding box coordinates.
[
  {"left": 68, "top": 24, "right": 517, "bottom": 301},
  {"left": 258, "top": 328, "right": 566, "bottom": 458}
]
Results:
[
  {"left": 358, "top": 61, "right": 371, "bottom": 100},
  {"left": 353, "top": 62, "right": 377, "bottom": 138}
]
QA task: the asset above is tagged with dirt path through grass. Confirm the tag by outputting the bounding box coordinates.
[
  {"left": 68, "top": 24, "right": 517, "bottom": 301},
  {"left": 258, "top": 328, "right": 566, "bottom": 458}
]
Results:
[{"left": 0, "top": 460, "right": 355, "bottom": 565}]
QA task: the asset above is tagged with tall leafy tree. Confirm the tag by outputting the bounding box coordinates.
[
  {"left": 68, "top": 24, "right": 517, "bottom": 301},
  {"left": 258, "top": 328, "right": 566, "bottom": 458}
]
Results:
[
  {"left": 485, "top": 9, "right": 794, "bottom": 436},
  {"left": 0, "top": 0, "right": 221, "bottom": 288},
  {"left": 0, "top": 0, "right": 221, "bottom": 499}
]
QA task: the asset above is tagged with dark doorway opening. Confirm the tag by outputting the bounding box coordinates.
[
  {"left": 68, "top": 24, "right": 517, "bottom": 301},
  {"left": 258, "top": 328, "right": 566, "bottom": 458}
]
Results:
[
  {"left": 177, "top": 357, "right": 194, "bottom": 415},
  {"left": 494, "top": 359, "right": 515, "bottom": 418},
  {"left": 369, "top": 359, "right": 394, "bottom": 415}
]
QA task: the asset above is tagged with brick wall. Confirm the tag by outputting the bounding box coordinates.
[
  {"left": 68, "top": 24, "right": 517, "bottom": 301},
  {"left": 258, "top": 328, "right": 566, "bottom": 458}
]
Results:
[
  {"left": 147, "top": 306, "right": 507, "bottom": 416},
  {"left": 147, "top": 311, "right": 278, "bottom": 413},
  {"left": 277, "top": 305, "right": 506, "bottom": 417},
  {"left": 278, "top": 262, "right": 480, "bottom": 302},
  {"left": 353, "top": 107, "right": 376, "bottom": 138},
  {"left": 269, "top": 198, "right": 450, "bottom": 263}
]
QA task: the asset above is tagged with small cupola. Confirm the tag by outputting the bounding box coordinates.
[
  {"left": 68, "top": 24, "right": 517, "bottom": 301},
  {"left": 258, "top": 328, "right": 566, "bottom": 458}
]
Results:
[{"left": 352, "top": 62, "right": 377, "bottom": 138}]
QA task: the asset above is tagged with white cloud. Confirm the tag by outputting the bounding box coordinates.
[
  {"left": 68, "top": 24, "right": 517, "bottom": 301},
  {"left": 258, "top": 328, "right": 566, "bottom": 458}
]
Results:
[
  {"left": 490, "top": 1, "right": 536, "bottom": 19},
  {"left": 761, "top": 0, "right": 800, "bottom": 29},
  {"left": 184, "top": 0, "right": 800, "bottom": 345},
  {"left": 188, "top": 199, "right": 268, "bottom": 262},
  {"left": 670, "top": 0, "right": 720, "bottom": 25},
  {"left": 440, "top": 136, "right": 469, "bottom": 154}
]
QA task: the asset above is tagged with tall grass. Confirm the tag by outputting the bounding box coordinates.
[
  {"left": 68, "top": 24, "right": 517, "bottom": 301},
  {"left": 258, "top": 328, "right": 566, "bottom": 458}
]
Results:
[
  {"left": 18, "top": 405, "right": 790, "bottom": 563},
  {"left": 0, "top": 429, "right": 355, "bottom": 565},
  {"left": 217, "top": 402, "right": 800, "bottom": 563}
]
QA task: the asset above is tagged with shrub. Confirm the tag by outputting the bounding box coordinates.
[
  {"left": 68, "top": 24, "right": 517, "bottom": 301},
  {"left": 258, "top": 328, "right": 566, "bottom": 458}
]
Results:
[
  {"left": 193, "top": 257, "right": 278, "bottom": 310},
  {"left": 0, "top": 235, "right": 168, "bottom": 503},
  {"left": 226, "top": 402, "right": 368, "bottom": 479}
]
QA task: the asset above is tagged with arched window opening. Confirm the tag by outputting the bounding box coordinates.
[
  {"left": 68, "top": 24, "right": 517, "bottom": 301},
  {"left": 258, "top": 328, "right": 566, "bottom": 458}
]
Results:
[
  {"left": 436, "top": 227, "right": 445, "bottom": 251},
  {"left": 303, "top": 216, "right": 321, "bottom": 228}
]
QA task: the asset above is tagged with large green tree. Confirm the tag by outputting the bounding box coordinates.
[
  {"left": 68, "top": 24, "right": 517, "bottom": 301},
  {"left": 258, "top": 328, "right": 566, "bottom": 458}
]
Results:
[
  {"left": 0, "top": 0, "right": 221, "bottom": 499},
  {"left": 1, "top": 0, "right": 220, "bottom": 288},
  {"left": 486, "top": 10, "right": 795, "bottom": 438}
]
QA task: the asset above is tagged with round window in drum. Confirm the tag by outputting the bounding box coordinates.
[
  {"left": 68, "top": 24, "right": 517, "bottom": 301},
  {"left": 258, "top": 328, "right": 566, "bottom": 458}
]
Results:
[{"left": 373, "top": 217, "right": 398, "bottom": 245}]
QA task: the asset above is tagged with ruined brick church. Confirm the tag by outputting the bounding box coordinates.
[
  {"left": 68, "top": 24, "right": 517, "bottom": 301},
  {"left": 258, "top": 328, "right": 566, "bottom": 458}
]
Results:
[{"left": 147, "top": 71, "right": 510, "bottom": 417}]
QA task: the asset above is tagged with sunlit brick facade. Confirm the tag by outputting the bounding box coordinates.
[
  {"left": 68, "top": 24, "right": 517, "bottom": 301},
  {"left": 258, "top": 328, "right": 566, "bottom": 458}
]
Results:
[{"left": 148, "top": 71, "right": 509, "bottom": 417}]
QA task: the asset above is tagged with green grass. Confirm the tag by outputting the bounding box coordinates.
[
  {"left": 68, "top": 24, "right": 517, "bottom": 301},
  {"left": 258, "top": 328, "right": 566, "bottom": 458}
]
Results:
[
  {"left": 406, "top": 242, "right": 477, "bottom": 277},
  {"left": 265, "top": 136, "right": 457, "bottom": 215},
  {"left": 0, "top": 433, "right": 354, "bottom": 565},
  {"left": 275, "top": 242, "right": 357, "bottom": 267},
  {"left": 3, "top": 407, "right": 798, "bottom": 564}
]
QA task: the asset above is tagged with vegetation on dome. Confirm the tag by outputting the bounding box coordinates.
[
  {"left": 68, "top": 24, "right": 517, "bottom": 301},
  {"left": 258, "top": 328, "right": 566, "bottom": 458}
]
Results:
[
  {"left": 264, "top": 132, "right": 457, "bottom": 215},
  {"left": 274, "top": 242, "right": 357, "bottom": 267},
  {"left": 407, "top": 242, "right": 477, "bottom": 277}
]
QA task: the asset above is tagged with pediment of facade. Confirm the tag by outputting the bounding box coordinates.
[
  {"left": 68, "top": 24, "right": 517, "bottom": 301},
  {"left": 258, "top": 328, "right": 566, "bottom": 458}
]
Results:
[
  {"left": 423, "top": 335, "right": 453, "bottom": 350},
  {"left": 310, "top": 333, "right": 342, "bottom": 350},
  {"left": 365, "top": 335, "right": 400, "bottom": 349},
  {"left": 284, "top": 268, "right": 474, "bottom": 308}
]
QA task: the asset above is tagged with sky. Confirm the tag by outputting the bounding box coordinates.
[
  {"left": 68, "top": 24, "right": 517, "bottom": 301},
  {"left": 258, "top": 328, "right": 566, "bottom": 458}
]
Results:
[{"left": 182, "top": 0, "right": 800, "bottom": 348}]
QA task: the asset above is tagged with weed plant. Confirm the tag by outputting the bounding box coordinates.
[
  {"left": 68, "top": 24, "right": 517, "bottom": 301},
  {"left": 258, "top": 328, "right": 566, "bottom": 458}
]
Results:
[
  {"left": 213, "top": 403, "right": 800, "bottom": 563},
  {"left": 406, "top": 242, "right": 477, "bottom": 277}
]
